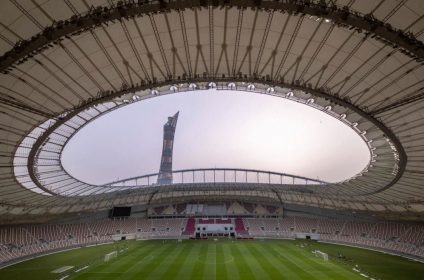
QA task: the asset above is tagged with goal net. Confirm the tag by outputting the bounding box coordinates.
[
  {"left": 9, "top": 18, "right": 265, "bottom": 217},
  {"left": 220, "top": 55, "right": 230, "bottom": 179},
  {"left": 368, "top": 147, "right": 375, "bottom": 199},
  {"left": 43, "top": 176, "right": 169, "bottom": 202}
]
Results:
[
  {"left": 104, "top": 251, "right": 118, "bottom": 262},
  {"left": 313, "top": 250, "right": 328, "bottom": 261}
]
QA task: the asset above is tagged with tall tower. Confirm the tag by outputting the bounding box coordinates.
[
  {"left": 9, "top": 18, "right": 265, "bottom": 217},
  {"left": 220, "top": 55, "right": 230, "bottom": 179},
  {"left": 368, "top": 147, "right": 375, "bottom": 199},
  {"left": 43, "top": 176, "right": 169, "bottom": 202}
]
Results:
[{"left": 157, "top": 111, "right": 179, "bottom": 185}]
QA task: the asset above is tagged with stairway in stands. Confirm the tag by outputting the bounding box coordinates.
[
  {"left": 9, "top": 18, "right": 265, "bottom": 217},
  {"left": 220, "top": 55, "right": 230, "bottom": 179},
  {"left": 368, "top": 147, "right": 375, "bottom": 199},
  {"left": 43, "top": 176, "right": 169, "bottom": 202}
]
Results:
[
  {"left": 234, "top": 218, "right": 249, "bottom": 237},
  {"left": 182, "top": 218, "right": 196, "bottom": 236}
]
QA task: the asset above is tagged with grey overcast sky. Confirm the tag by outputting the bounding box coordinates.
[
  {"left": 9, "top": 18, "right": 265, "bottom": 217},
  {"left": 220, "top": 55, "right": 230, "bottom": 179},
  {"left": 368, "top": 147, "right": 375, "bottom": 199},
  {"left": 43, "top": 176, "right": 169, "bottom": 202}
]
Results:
[{"left": 62, "top": 90, "right": 370, "bottom": 185}]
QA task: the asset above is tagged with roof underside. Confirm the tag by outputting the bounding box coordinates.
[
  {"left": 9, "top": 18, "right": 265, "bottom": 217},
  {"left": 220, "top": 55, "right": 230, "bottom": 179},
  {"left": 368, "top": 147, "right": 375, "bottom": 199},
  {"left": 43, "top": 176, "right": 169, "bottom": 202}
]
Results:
[{"left": 0, "top": 0, "right": 423, "bottom": 221}]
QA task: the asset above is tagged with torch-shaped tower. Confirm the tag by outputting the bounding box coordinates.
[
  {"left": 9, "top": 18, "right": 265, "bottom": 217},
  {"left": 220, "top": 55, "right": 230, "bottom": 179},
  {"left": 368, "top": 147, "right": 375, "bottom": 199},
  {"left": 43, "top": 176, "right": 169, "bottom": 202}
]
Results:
[{"left": 157, "top": 111, "right": 179, "bottom": 185}]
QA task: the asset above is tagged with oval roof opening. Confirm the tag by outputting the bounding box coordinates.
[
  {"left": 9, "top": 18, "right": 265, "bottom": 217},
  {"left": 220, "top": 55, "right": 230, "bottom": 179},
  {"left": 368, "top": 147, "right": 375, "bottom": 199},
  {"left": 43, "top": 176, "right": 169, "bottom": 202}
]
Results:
[{"left": 62, "top": 90, "right": 370, "bottom": 185}]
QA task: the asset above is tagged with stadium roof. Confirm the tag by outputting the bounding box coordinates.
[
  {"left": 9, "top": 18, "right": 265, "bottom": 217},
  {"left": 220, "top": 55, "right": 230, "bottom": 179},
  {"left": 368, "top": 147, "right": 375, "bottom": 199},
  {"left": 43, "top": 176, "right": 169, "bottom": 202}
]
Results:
[{"left": 0, "top": 0, "right": 423, "bottom": 221}]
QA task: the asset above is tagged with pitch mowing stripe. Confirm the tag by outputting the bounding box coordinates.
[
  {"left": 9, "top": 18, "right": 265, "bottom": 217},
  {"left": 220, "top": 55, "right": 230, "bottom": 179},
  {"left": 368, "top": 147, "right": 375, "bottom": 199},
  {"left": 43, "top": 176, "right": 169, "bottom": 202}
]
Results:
[
  {"left": 90, "top": 242, "right": 155, "bottom": 273},
  {"left": 157, "top": 242, "right": 192, "bottom": 280},
  {"left": 250, "top": 242, "right": 304, "bottom": 280},
  {"left": 115, "top": 242, "right": 175, "bottom": 280},
  {"left": 215, "top": 242, "right": 227, "bottom": 280},
  {"left": 221, "top": 241, "right": 239, "bottom": 280},
  {"left": 202, "top": 242, "right": 217, "bottom": 280},
  {"left": 281, "top": 244, "right": 343, "bottom": 278},
  {"left": 87, "top": 244, "right": 157, "bottom": 273},
  {"left": 73, "top": 242, "right": 157, "bottom": 279},
  {"left": 237, "top": 241, "right": 271, "bottom": 280},
  {"left": 130, "top": 242, "right": 179, "bottom": 279},
  {"left": 229, "top": 241, "right": 255, "bottom": 280},
  {"left": 189, "top": 242, "right": 208, "bottom": 279},
  {"left": 284, "top": 243, "right": 362, "bottom": 280},
  {"left": 250, "top": 242, "right": 300, "bottom": 280},
  {"left": 174, "top": 240, "right": 203, "bottom": 279},
  {"left": 78, "top": 242, "right": 169, "bottom": 279},
  {"left": 274, "top": 242, "right": 342, "bottom": 279},
  {"left": 271, "top": 242, "right": 331, "bottom": 279},
  {"left": 146, "top": 241, "right": 187, "bottom": 280},
  {"left": 278, "top": 242, "right": 358, "bottom": 280},
  {"left": 259, "top": 242, "right": 319, "bottom": 280},
  {"left": 279, "top": 243, "right": 339, "bottom": 279}
]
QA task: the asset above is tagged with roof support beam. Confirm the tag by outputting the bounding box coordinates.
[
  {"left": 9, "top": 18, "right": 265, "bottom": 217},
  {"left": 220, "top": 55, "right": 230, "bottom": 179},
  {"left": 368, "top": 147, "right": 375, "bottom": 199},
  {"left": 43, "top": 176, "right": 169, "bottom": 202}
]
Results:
[
  {"left": 1, "top": 0, "right": 423, "bottom": 74},
  {"left": 0, "top": 96, "right": 54, "bottom": 118},
  {"left": 370, "top": 91, "right": 424, "bottom": 116}
]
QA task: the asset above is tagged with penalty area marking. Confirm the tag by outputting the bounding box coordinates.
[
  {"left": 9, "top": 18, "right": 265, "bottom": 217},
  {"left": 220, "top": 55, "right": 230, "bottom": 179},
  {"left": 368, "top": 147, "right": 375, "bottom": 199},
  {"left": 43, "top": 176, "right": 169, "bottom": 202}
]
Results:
[
  {"left": 74, "top": 265, "right": 89, "bottom": 272},
  {"left": 51, "top": 266, "right": 74, "bottom": 273}
]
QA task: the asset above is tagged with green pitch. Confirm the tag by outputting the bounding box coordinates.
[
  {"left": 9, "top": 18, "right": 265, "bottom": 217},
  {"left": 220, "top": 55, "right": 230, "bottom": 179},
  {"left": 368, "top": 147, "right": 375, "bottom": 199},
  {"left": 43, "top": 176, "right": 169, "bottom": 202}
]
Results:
[{"left": 1, "top": 239, "right": 423, "bottom": 280}]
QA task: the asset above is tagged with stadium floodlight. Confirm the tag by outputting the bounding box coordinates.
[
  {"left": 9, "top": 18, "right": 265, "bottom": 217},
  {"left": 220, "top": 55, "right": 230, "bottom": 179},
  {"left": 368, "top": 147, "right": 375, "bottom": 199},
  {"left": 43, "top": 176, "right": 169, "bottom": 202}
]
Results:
[
  {"left": 286, "top": 91, "right": 294, "bottom": 97},
  {"left": 151, "top": 89, "right": 159, "bottom": 95},
  {"left": 208, "top": 82, "right": 217, "bottom": 88},
  {"left": 306, "top": 98, "right": 314, "bottom": 104},
  {"left": 228, "top": 82, "right": 236, "bottom": 89},
  {"left": 170, "top": 85, "right": 178, "bottom": 92},
  {"left": 324, "top": 105, "right": 332, "bottom": 111},
  {"left": 266, "top": 87, "right": 275, "bottom": 94},
  {"left": 133, "top": 94, "right": 142, "bottom": 101},
  {"left": 247, "top": 84, "right": 255, "bottom": 91},
  {"left": 189, "top": 83, "right": 197, "bottom": 90}
]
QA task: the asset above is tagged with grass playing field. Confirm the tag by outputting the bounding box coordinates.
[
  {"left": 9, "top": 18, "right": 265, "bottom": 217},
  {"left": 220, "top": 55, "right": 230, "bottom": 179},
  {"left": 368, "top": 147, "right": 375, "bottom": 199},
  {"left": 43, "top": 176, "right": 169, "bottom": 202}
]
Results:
[{"left": 1, "top": 239, "right": 423, "bottom": 280}]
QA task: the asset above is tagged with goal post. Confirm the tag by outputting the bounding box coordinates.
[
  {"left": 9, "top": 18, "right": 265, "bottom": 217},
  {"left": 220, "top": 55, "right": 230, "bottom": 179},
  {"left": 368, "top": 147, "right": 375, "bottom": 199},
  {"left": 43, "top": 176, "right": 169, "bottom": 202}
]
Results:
[
  {"left": 104, "top": 251, "right": 118, "bottom": 262},
  {"left": 313, "top": 250, "right": 328, "bottom": 261}
]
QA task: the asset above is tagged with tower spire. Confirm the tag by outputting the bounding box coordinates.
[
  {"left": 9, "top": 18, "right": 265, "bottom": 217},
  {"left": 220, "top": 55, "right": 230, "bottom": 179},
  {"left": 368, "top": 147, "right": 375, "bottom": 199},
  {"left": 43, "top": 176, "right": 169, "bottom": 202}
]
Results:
[{"left": 157, "top": 111, "right": 179, "bottom": 185}]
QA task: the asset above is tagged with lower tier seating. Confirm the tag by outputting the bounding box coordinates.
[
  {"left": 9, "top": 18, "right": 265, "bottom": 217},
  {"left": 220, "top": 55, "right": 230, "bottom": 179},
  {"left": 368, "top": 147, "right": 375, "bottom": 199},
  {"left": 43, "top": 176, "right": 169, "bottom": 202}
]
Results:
[{"left": 0, "top": 216, "right": 423, "bottom": 264}]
